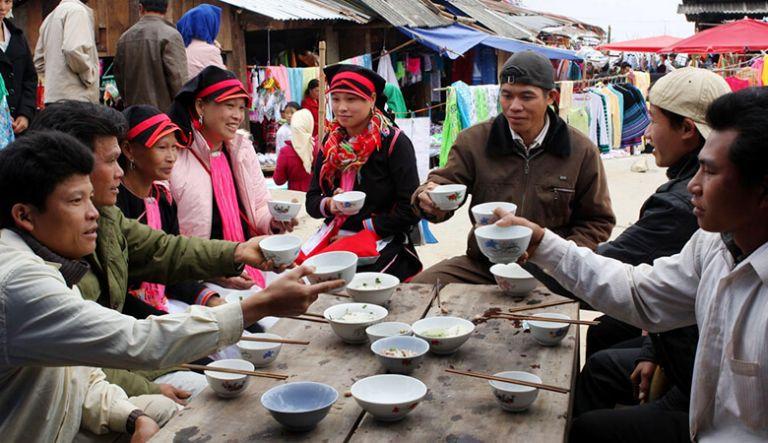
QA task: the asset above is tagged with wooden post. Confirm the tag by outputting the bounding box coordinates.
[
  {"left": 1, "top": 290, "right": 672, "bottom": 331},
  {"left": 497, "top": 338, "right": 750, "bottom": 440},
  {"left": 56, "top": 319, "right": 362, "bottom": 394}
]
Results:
[{"left": 318, "top": 41, "right": 327, "bottom": 142}]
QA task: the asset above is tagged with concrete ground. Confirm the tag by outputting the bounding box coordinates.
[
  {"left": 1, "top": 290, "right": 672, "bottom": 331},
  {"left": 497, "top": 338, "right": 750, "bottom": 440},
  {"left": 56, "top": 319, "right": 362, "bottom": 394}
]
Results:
[{"left": 273, "top": 153, "right": 668, "bottom": 366}]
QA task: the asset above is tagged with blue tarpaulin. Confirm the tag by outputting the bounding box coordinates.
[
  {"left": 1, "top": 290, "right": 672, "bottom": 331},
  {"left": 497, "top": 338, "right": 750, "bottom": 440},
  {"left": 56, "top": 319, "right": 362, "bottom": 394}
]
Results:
[{"left": 397, "top": 24, "right": 582, "bottom": 61}]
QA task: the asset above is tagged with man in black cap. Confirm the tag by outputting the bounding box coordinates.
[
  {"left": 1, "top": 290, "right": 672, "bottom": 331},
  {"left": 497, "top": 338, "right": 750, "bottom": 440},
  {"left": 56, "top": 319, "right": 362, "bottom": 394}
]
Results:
[{"left": 411, "top": 51, "right": 615, "bottom": 286}]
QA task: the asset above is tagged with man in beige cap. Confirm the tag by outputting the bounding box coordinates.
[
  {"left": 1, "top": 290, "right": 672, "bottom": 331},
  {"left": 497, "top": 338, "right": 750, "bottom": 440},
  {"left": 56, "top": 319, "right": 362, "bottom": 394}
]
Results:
[{"left": 570, "top": 68, "right": 732, "bottom": 442}]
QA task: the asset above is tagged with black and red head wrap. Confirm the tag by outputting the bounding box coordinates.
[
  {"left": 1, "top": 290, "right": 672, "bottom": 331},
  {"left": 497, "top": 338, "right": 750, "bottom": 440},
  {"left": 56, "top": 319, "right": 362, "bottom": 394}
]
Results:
[
  {"left": 323, "top": 64, "right": 387, "bottom": 112},
  {"left": 123, "top": 105, "right": 182, "bottom": 149},
  {"left": 168, "top": 66, "right": 251, "bottom": 146}
]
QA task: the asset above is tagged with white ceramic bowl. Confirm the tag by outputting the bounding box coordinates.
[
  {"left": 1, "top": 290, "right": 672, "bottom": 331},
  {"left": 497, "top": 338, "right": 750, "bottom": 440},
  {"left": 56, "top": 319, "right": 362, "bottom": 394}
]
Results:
[
  {"left": 304, "top": 251, "right": 358, "bottom": 293},
  {"left": 323, "top": 303, "right": 388, "bottom": 344},
  {"left": 411, "top": 316, "right": 475, "bottom": 355},
  {"left": 237, "top": 333, "right": 282, "bottom": 368},
  {"left": 260, "top": 235, "right": 302, "bottom": 266},
  {"left": 346, "top": 272, "right": 400, "bottom": 305},
  {"left": 333, "top": 191, "right": 366, "bottom": 215},
  {"left": 351, "top": 374, "right": 428, "bottom": 421},
  {"left": 489, "top": 371, "right": 541, "bottom": 412},
  {"left": 490, "top": 263, "right": 538, "bottom": 299},
  {"left": 366, "top": 322, "right": 413, "bottom": 343},
  {"left": 427, "top": 184, "right": 467, "bottom": 211},
  {"left": 261, "top": 382, "right": 338, "bottom": 431},
  {"left": 267, "top": 200, "right": 301, "bottom": 222},
  {"left": 475, "top": 225, "right": 532, "bottom": 264},
  {"left": 370, "top": 336, "right": 430, "bottom": 374},
  {"left": 471, "top": 202, "right": 518, "bottom": 226},
  {"left": 204, "top": 359, "right": 254, "bottom": 398},
  {"left": 526, "top": 313, "right": 571, "bottom": 346}
]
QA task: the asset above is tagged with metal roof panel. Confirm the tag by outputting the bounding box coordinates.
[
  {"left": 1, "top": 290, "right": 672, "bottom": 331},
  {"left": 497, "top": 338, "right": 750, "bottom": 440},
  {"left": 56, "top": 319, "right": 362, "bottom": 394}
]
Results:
[
  {"left": 356, "top": 0, "right": 450, "bottom": 28},
  {"left": 219, "top": 0, "right": 371, "bottom": 22}
]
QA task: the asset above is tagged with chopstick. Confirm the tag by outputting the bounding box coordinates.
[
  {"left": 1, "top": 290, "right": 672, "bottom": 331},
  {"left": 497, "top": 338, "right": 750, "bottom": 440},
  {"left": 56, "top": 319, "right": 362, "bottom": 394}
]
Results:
[
  {"left": 181, "top": 363, "right": 288, "bottom": 380},
  {"left": 285, "top": 315, "right": 328, "bottom": 324},
  {"left": 239, "top": 336, "right": 310, "bottom": 345},
  {"left": 506, "top": 299, "right": 577, "bottom": 313},
  {"left": 301, "top": 312, "right": 325, "bottom": 319},
  {"left": 435, "top": 278, "right": 443, "bottom": 309},
  {"left": 445, "top": 368, "right": 569, "bottom": 394},
  {"left": 489, "top": 313, "right": 599, "bottom": 326}
]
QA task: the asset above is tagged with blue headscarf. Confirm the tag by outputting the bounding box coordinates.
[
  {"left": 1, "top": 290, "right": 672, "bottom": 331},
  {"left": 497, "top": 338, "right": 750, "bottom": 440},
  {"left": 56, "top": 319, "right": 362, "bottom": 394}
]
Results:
[{"left": 176, "top": 4, "right": 222, "bottom": 47}]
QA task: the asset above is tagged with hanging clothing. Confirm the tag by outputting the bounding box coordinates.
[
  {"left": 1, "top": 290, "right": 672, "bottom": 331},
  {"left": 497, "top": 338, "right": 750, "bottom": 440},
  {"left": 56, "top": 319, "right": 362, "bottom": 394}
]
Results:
[
  {"left": 440, "top": 88, "right": 461, "bottom": 167},
  {"left": 376, "top": 52, "right": 398, "bottom": 85},
  {"left": 0, "top": 74, "right": 15, "bottom": 149},
  {"left": 633, "top": 71, "right": 651, "bottom": 98},
  {"left": 268, "top": 66, "right": 291, "bottom": 101},
  {"left": 567, "top": 107, "right": 590, "bottom": 136},
  {"left": 301, "top": 67, "right": 319, "bottom": 96},
  {"left": 287, "top": 68, "right": 304, "bottom": 105},
  {"left": 725, "top": 76, "right": 750, "bottom": 92},
  {"left": 614, "top": 83, "right": 650, "bottom": 148},
  {"left": 453, "top": 81, "right": 475, "bottom": 129},
  {"left": 559, "top": 80, "right": 574, "bottom": 119},
  {"left": 384, "top": 83, "right": 408, "bottom": 118},
  {"left": 473, "top": 86, "right": 489, "bottom": 122}
]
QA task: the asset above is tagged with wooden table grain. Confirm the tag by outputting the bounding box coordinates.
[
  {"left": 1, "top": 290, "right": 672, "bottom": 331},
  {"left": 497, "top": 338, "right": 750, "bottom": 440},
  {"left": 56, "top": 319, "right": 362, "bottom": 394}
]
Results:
[{"left": 153, "top": 284, "right": 579, "bottom": 443}]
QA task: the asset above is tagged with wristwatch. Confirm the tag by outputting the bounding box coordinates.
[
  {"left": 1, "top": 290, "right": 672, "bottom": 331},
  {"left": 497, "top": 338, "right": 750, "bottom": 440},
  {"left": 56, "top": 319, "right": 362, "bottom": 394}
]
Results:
[{"left": 126, "top": 409, "right": 148, "bottom": 435}]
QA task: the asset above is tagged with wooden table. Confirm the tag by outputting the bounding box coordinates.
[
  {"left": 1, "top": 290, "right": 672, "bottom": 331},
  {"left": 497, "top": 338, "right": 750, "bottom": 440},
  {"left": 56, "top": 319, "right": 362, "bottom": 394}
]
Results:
[{"left": 153, "top": 284, "right": 579, "bottom": 442}]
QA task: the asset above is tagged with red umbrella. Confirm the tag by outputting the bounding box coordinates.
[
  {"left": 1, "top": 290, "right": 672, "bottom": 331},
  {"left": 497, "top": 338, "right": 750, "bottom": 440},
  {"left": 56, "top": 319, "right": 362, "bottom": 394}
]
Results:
[
  {"left": 660, "top": 18, "right": 768, "bottom": 54},
  {"left": 596, "top": 35, "right": 683, "bottom": 53}
]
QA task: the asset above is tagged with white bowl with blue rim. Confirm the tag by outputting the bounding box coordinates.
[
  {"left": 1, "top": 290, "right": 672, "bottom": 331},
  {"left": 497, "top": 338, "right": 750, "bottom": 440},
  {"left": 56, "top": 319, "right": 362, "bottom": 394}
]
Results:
[
  {"left": 333, "top": 191, "right": 366, "bottom": 215},
  {"left": 471, "top": 201, "right": 517, "bottom": 226},
  {"left": 490, "top": 263, "right": 538, "bottom": 299},
  {"left": 236, "top": 333, "right": 282, "bottom": 368},
  {"left": 323, "top": 302, "right": 388, "bottom": 344},
  {"left": 489, "top": 371, "right": 541, "bottom": 412},
  {"left": 260, "top": 235, "right": 302, "bottom": 267},
  {"left": 427, "top": 184, "right": 467, "bottom": 211},
  {"left": 351, "top": 374, "right": 427, "bottom": 421},
  {"left": 261, "top": 382, "right": 338, "bottom": 431},
  {"left": 475, "top": 225, "right": 532, "bottom": 264},
  {"left": 371, "top": 336, "right": 430, "bottom": 374},
  {"left": 525, "top": 313, "right": 571, "bottom": 346},
  {"left": 304, "top": 251, "right": 358, "bottom": 293},
  {"left": 267, "top": 200, "right": 301, "bottom": 222}
]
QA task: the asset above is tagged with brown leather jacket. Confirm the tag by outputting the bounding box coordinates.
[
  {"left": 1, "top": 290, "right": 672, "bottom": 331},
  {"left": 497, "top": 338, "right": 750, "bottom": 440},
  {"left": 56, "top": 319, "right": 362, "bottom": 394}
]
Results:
[{"left": 413, "top": 108, "right": 615, "bottom": 262}]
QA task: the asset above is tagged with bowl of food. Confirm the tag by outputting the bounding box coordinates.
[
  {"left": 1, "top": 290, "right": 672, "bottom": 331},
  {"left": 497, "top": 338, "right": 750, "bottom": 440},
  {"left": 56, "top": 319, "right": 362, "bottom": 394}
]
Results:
[
  {"left": 411, "top": 316, "right": 475, "bottom": 355},
  {"left": 333, "top": 191, "right": 366, "bottom": 215},
  {"left": 267, "top": 199, "right": 301, "bottom": 222},
  {"left": 261, "top": 382, "right": 338, "bottom": 431},
  {"left": 204, "top": 359, "right": 254, "bottom": 398},
  {"left": 260, "top": 235, "right": 302, "bottom": 267},
  {"left": 323, "top": 303, "right": 388, "bottom": 344},
  {"left": 488, "top": 371, "right": 541, "bottom": 412},
  {"left": 370, "top": 336, "right": 430, "bottom": 374},
  {"left": 475, "top": 225, "right": 532, "bottom": 264},
  {"left": 525, "top": 313, "right": 571, "bottom": 346},
  {"left": 237, "top": 333, "right": 282, "bottom": 368},
  {"left": 427, "top": 184, "right": 467, "bottom": 211},
  {"left": 346, "top": 272, "right": 400, "bottom": 305},
  {"left": 490, "top": 263, "right": 538, "bottom": 299},
  {"left": 366, "top": 322, "right": 413, "bottom": 343},
  {"left": 304, "top": 251, "right": 358, "bottom": 293},
  {"left": 351, "top": 374, "right": 427, "bottom": 421},
  {"left": 471, "top": 202, "right": 517, "bottom": 226}
]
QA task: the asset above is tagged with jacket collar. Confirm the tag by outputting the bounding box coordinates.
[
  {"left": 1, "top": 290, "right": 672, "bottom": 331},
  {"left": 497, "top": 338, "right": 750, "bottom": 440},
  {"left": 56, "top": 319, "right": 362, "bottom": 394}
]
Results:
[
  {"left": 666, "top": 148, "right": 701, "bottom": 181},
  {"left": 5, "top": 228, "right": 90, "bottom": 287},
  {"left": 2, "top": 18, "right": 22, "bottom": 36},
  {"left": 486, "top": 107, "right": 571, "bottom": 158}
]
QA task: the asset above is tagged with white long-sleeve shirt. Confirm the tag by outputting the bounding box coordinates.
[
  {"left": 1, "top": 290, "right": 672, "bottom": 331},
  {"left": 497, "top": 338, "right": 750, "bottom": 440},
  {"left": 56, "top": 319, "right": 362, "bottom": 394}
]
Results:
[
  {"left": 532, "top": 229, "right": 768, "bottom": 442},
  {"left": 0, "top": 229, "right": 243, "bottom": 442}
]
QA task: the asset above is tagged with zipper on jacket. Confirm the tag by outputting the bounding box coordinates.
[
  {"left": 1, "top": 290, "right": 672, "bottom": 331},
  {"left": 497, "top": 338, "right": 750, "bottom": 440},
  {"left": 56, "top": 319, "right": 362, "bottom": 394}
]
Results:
[{"left": 516, "top": 149, "right": 545, "bottom": 216}]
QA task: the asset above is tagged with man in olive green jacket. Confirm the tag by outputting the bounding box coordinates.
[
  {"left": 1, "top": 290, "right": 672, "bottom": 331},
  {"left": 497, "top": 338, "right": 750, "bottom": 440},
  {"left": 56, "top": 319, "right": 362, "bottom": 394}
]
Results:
[{"left": 30, "top": 101, "right": 279, "bottom": 402}]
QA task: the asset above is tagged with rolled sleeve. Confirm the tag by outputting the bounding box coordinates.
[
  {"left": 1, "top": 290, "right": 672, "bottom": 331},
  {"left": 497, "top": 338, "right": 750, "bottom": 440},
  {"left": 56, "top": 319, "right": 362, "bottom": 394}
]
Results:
[
  {"left": 209, "top": 302, "right": 244, "bottom": 349},
  {"left": 80, "top": 368, "right": 135, "bottom": 435}
]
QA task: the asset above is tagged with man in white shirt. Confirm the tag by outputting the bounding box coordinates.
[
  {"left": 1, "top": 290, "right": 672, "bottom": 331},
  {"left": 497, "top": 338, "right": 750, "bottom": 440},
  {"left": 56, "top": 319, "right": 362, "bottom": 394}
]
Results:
[
  {"left": 0, "top": 132, "right": 343, "bottom": 441},
  {"left": 494, "top": 87, "right": 768, "bottom": 442}
]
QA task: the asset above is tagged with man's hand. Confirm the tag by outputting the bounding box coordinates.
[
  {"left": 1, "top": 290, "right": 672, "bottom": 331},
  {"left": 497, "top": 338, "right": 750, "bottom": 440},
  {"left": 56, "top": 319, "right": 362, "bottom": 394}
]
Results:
[
  {"left": 158, "top": 383, "right": 191, "bottom": 405},
  {"left": 493, "top": 208, "right": 546, "bottom": 263},
  {"left": 12, "top": 116, "right": 29, "bottom": 134},
  {"left": 270, "top": 217, "right": 299, "bottom": 233},
  {"left": 417, "top": 182, "right": 448, "bottom": 219},
  {"left": 241, "top": 265, "right": 344, "bottom": 325},
  {"left": 211, "top": 272, "right": 254, "bottom": 290},
  {"left": 630, "top": 361, "right": 657, "bottom": 403},
  {"left": 233, "top": 236, "right": 287, "bottom": 272},
  {"left": 130, "top": 416, "right": 160, "bottom": 443}
]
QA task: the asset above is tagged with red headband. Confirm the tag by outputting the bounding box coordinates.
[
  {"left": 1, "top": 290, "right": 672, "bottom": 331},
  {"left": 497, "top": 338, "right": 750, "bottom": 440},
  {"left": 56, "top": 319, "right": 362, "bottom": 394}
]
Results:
[
  {"left": 127, "top": 114, "right": 180, "bottom": 148},
  {"left": 196, "top": 79, "right": 251, "bottom": 106},
  {"left": 328, "top": 71, "right": 376, "bottom": 101}
]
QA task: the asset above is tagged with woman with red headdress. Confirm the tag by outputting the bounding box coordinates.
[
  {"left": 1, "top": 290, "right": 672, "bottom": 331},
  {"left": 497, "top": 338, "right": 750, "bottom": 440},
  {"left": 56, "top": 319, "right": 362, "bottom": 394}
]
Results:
[
  {"left": 168, "top": 66, "right": 297, "bottom": 290},
  {"left": 304, "top": 65, "right": 422, "bottom": 280}
]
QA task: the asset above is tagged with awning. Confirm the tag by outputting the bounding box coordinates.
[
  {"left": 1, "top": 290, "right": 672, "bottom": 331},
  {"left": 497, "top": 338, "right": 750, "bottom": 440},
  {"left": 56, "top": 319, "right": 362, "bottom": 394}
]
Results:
[
  {"left": 661, "top": 18, "right": 768, "bottom": 53},
  {"left": 218, "top": 0, "right": 371, "bottom": 23},
  {"left": 397, "top": 24, "right": 582, "bottom": 61},
  {"left": 596, "top": 35, "right": 684, "bottom": 53}
]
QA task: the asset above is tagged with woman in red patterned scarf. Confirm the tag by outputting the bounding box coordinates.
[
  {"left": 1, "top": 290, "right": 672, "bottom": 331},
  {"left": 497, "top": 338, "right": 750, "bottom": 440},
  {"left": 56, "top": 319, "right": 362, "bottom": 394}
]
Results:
[{"left": 305, "top": 65, "right": 422, "bottom": 280}]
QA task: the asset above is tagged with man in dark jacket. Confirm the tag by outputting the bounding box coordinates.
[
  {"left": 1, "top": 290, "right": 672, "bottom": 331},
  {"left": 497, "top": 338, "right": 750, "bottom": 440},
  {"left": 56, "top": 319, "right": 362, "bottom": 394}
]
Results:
[
  {"left": 114, "top": 0, "right": 187, "bottom": 111},
  {"left": 571, "top": 68, "right": 732, "bottom": 443},
  {"left": 411, "top": 51, "right": 615, "bottom": 287}
]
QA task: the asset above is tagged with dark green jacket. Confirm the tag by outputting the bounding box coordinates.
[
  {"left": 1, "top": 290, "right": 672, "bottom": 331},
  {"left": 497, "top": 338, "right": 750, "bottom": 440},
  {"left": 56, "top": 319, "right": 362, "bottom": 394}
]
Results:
[{"left": 78, "top": 206, "right": 242, "bottom": 395}]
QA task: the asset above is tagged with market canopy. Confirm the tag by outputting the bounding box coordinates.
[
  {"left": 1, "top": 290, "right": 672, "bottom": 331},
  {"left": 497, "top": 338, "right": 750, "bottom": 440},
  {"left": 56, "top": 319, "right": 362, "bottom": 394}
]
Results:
[
  {"left": 397, "top": 24, "right": 582, "bottom": 61},
  {"left": 660, "top": 18, "right": 768, "bottom": 54},
  {"left": 596, "top": 35, "right": 683, "bottom": 53}
]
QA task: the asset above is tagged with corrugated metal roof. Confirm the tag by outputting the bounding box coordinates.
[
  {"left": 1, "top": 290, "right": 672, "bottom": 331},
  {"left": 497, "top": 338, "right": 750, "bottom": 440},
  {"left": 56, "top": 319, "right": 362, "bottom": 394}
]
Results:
[
  {"left": 218, "top": 0, "right": 372, "bottom": 22},
  {"left": 678, "top": 2, "right": 768, "bottom": 14},
  {"left": 443, "top": 0, "right": 536, "bottom": 40},
  {"left": 355, "top": 0, "right": 450, "bottom": 28},
  {"left": 504, "top": 15, "right": 564, "bottom": 32}
]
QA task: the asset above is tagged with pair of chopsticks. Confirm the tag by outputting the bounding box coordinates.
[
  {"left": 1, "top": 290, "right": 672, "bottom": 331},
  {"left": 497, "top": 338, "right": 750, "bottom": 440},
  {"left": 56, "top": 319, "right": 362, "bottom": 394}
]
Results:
[
  {"left": 181, "top": 363, "right": 288, "bottom": 380},
  {"left": 285, "top": 312, "right": 328, "bottom": 324},
  {"left": 489, "top": 312, "right": 599, "bottom": 326},
  {"left": 239, "top": 336, "right": 310, "bottom": 345},
  {"left": 445, "top": 368, "right": 569, "bottom": 394},
  {"left": 507, "top": 299, "right": 576, "bottom": 313}
]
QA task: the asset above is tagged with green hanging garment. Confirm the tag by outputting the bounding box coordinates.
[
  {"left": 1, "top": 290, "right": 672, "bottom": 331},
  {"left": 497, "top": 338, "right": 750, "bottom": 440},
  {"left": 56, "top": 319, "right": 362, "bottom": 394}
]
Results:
[
  {"left": 473, "top": 87, "right": 489, "bottom": 122},
  {"left": 383, "top": 83, "right": 408, "bottom": 118},
  {"left": 439, "top": 87, "right": 461, "bottom": 167}
]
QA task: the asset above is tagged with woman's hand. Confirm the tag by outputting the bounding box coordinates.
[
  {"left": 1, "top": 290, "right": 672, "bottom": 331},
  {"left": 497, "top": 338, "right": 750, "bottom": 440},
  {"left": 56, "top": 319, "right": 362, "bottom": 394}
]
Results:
[
  {"left": 211, "top": 272, "right": 254, "bottom": 290},
  {"left": 493, "top": 208, "right": 546, "bottom": 263},
  {"left": 12, "top": 116, "right": 29, "bottom": 134},
  {"left": 270, "top": 217, "right": 299, "bottom": 233},
  {"left": 326, "top": 188, "right": 345, "bottom": 215}
]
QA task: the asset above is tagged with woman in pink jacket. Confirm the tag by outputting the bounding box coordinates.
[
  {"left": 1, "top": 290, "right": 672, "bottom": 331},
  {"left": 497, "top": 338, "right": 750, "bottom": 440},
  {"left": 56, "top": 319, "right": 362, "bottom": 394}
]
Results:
[
  {"left": 176, "top": 4, "right": 225, "bottom": 79},
  {"left": 168, "top": 66, "right": 296, "bottom": 289}
]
